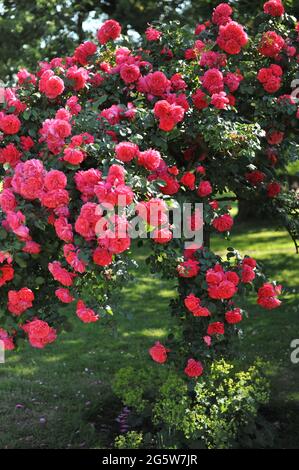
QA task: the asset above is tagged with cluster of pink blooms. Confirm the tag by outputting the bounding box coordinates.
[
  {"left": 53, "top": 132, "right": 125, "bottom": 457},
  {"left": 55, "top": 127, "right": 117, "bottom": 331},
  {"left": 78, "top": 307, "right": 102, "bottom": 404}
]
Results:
[
  {"left": 192, "top": 66, "right": 243, "bottom": 111},
  {"left": 259, "top": 31, "right": 285, "bottom": 57},
  {"left": 212, "top": 213, "right": 234, "bottom": 232},
  {"left": 263, "top": 0, "right": 285, "bottom": 17},
  {"left": 257, "top": 283, "right": 282, "bottom": 309},
  {"left": 241, "top": 257, "right": 256, "bottom": 283},
  {"left": 0, "top": 113, "right": 21, "bottom": 135},
  {"left": 136, "top": 198, "right": 173, "bottom": 244},
  {"left": 177, "top": 258, "right": 201, "bottom": 278},
  {"left": 76, "top": 301, "right": 99, "bottom": 323},
  {"left": 257, "top": 64, "right": 283, "bottom": 93},
  {"left": 266, "top": 129, "right": 284, "bottom": 146},
  {"left": 97, "top": 19, "right": 122, "bottom": 45},
  {"left": 22, "top": 319, "right": 57, "bottom": 349},
  {"left": 0, "top": 328, "right": 15, "bottom": 350},
  {"left": 0, "top": 263, "right": 14, "bottom": 287},
  {"left": 115, "top": 141, "right": 163, "bottom": 171},
  {"left": 39, "top": 115, "right": 72, "bottom": 154},
  {"left": 206, "top": 264, "right": 239, "bottom": 300},
  {"left": 160, "top": 249, "right": 279, "bottom": 369},
  {"left": 7, "top": 288, "right": 34, "bottom": 316},
  {"left": 184, "top": 294, "right": 211, "bottom": 317},
  {"left": 0, "top": 1, "right": 292, "bottom": 369},
  {"left": 0, "top": 143, "right": 22, "bottom": 167},
  {"left": 217, "top": 21, "right": 248, "bottom": 55},
  {"left": 153, "top": 100, "right": 185, "bottom": 131},
  {"left": 259, "top": 149, "right": 283, "bottom": 193},
  {"left": 39, "top": 70, "right": 65, "bottom": 99}
]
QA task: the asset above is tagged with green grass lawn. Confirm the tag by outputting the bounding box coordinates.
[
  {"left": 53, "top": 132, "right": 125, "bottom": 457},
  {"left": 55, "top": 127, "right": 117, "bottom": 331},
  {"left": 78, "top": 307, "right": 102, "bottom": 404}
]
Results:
[{"left": 0, "top": 221, "right": 298, "bottom": 448}]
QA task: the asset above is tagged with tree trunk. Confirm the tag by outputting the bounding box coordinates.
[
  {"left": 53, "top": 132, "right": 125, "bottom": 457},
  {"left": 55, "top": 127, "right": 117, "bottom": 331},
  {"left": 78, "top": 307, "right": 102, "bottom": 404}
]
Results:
[{"left": 235, "top": 198, "right": 269, "bottom": 223}]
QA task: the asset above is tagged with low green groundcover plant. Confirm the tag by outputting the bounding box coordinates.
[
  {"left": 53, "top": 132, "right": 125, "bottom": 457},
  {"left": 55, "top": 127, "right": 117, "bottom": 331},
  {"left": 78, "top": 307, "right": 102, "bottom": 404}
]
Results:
[{"left": 113, "top": 359, "right": 271, "bottom": 448}]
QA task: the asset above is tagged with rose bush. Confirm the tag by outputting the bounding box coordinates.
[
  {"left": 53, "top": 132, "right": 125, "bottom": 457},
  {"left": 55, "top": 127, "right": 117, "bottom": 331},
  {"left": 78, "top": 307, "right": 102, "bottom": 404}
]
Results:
[{"left": 0, "top": 2, "right": 298, "bottom": 387}]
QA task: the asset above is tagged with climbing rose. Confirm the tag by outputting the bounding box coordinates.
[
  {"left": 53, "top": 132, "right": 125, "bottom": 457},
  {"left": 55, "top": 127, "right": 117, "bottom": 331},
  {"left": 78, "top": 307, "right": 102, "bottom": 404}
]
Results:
[
  {"left": 211, "top": 92, "right": 230, "bottom": 109},
  {"left": 225, "top": 308, "right": 243, "bottom": 324},
  {"left": 263, "top": 0, "right": 284, "bottom": 17},
  {"left": 0, "top": 143, "right": 22, "bottom": 167},
  {"left": 39, "top": 70, "right": 65, "bottom": 99},
  {"left": 170, "top": 73, "right": 187, "bottom": 91},
  {"left": 0, "top": 264, "right": 14, "bottom": 287},
  {"left": 184, "top": 358, "right": 204, "bottom": 377},
  {"left": 209, "top": 280, "right": 237, "bottom": 299},
  {"left": 259, "top": 31, "right": 285, "bottom": 57},
  {"left": 206, "top": 265, "right": 238, "bottom": 299},
  {"left": 115, "top": 142, "right": 139, "bottom": 162},
  {"left": 192, "top": 89, "right": 209, "bottom": 110},
  {"left": 75, "top": 202, "right": 102, "bottom": 239},
  {"left": 197, "top": 180, "right": 212, "bottom": 197},
  {"left": 120, "top": 64, "right": 141, "bottom": 84},
  {"left": 0, "top": 114, "right": 21, "bottom": 135},
  {"left": 76, "top": 300, "right": 99, "bottom": 323},
  {"left": 41, "top": 188, "right": 69, "bottom": 210},
  {"left": 243, "top": 257, "right": 257, "bottom": 268},
  {"left": 212, "top": 214, "right": 234, "bottom": 232},
  {"left": 66, "top": 66, "right": 88, "bottom": 91},
  {"left": 73, "top": 41, "right": 97, "bottom": 66},
  {"left": 266, "top": 130, "right": 284, "bottom": 145},
  {"left": 17, "top": 68, "right": 36, "bottom": 85},
  {"left": 0, "top": 189, "right": 17, "bottom": 213},
  {"left": 154, "top": 100, "right": 185, "bottom": 132},
  {"left": 246, "top": 170, "right": 266, "bottom": 185},
  {"left": 257, "top": 64, "right": 282, "bottom": 93},
  {"left": 0, "top": 252, "right": 12, "bottom": 264},
  {"left": 106, "top": 235, "right": 131, "bottom": 255},
  {"left": 177, "top": 259, "right": 200, "bottom": 278},
  {"left": 55, "top": 288, "right": 74, "bottom": 303},
  {"left": 8, "top": 288, "right": 34, "bottom": 316},
  {"left": 0, "top": 328, "right": 15, "bottom": 350},
  {"left": 241, "top": 264, "right": 256, "bottom": 283},
  {"left": 66, "top": 95, "right": 82, "bottom": 115},
  {"left": 267, "top": 181, "right": 281, "bottom": 197},
  {"left": 138, "top": 71, "right": 170, "bottom": 97},
  {"left": 217, "top": 21, "right": 248, "bottom": 54},
  {"left": 207, "top": 322, "right": 225, "bottom": 335},
  {"left": 149, "top": 341, "right": 169, "bottom": 363},
  {"left": 44, "top": 170, "right": 67, "bottom": 191},
  {"left": 54, "top": 218, "right": 73, "bottom": 243},
  {"left": 184, "top": 293, "right": 200, "bottom": 312},
  {"left": 63, "top": 244, "right": 87, "bottom": 273},
  {"left": 145, "top": 27, "right": 161, "bottom": 41},
  {"left": 93, "top": 247, "right": 113, "bottom": 266},
  {"left": 180, "top": 172, "right": 196, "bottom": 190},
  {"left": 212, "top": 3, "right": 233, "bottom": 25},
  {"left": 75, "top": 169, "right": 102, "bottom": 198},
  {"left": 224, "top": 72, "right": 243, "bottom": 92},
  {"left": 63, "top": 147, "right": 84, "bottom": 165},
  {"left": 257, "top": 283, "right": 281, "bottom": 309},
  {"left": 12, "top": 159, "right": 46, "bottom": 200},
  {"left": 202, "top": 68, "right": 224, "bottom": 94},
  {"left": 22, "top": 319, "right": 57, "bottom": 349},
  {"left": 195, "top": 23, "right": 206, "bottom": 35},
  {"left": 152, "top": 228, "right": 173, "bottom": 244},
  {"left": 138, "top": 149, "right": 162, "bottom": 171},
  {"left": 97, "top": 19, "right": 121, "bottom": 45},
  {"left": 184, "top": 294, "right": 211, "bottom": 317},
  {"left": 48, "top": 261, "right": 76, "bottom": 287}
]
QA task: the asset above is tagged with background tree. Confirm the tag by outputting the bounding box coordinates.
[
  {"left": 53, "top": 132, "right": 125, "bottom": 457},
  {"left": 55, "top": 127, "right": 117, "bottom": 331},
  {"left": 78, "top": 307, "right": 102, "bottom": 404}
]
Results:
[{"left": 1, "top": 0, "right": 298, "bottom": 80}]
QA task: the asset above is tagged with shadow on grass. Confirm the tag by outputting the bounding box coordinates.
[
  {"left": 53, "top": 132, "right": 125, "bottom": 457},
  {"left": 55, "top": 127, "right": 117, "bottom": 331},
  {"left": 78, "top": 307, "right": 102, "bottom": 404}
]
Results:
[{"left": 0, "top": 222, "right": 298, "bottom": 448}]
